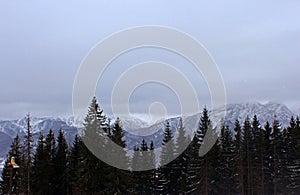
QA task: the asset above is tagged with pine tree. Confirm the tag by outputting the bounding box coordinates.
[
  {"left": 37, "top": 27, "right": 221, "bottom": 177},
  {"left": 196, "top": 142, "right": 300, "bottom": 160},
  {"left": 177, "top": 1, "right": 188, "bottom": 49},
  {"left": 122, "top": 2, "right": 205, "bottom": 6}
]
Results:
[
  {"left": 68, "top": 134, "right": 81, "bottom": 194},
  {"left": 271, "top": 117, "right": 284, "bottom": 194},
  {"left": 32, "top": 134, "right": 49, "bottom": 194},
  {"left": 111, "top": 117, "right": 126, "bottom": 148},
  {"left": 218, "top": 124, "right": 235, "bottom": 194},
  {"left": 170, "top": 118, "right": 189, "bottom": 193},
  {"left": 107, "top": 117, "right": 131, "bottom": 194},
  {"left": 294, "top": 116, "right": 300, "bottom": 193},
  {"left": 198, "top": 106, "right": 213, "bottom": 195},
  {"left": 146, "top": 140, "right": 157, "bottom": 193},
  {"left": 186, "top": 107, "right": 216, "bottom": 194},
  {"left": 242, "top": 116, "right": 254, "bottom": 195},
  {"left": 0, "top": 135, "right": 22, "bottom": 194},
  {"left": 264, "top": 121, "right": 273, "bottom": 194},
  {"left": 53, "top": 129, "right": 68, "bottom": 195},
  {"left": 252, "top": 115, "right": 264, "bottom": 195},
  {"left": 234, "top": 119, "right": 244, "bottom": 195},
  {"left": 24, "top": 113, "right": 33, "bottom": 195},
  {"left": 79, "top": 96, "right": 110, "bottom": 194},
  {"left": 44, "top": 129, "right": 56, "bottom": 194},
  {"left": 185, "top": 107, "right": 211, "bottom": 194},
  {"left": 283, "top": 116, "right": 300, "bottom": 194},
  {"left": 157, "top": 121, "right": 176, "bottom": 194},
  {"left": 185, "top": 134, "right": 201, "bottom": 194},
  {"left": 205, "top": 126, "right": 220, "bottom": 195},
  {"left": 160, "top": 121, "right": 175, "bottom": 167}
]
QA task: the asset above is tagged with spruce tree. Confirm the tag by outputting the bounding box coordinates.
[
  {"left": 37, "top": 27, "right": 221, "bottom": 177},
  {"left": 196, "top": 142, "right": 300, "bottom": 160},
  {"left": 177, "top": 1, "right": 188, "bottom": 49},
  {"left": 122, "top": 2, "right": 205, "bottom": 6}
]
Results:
[
  {"left": 218, "top": 124, "right": 235, "bottom": 194},
  {"left": 44, "top": 129, "right": 56, "bottom": 194},
  {"left": 252, "top": 115, "right": 264, "bottom": 195},
  {"left": 157, "top": 121, "right": 176, "bottom": 194},
  {"left": 242, "top": 116, "right": 254, "bottom": 195},
  {"left": 24, "top": 114, "right": 33, "bottom": 195},
  {"left": 68, "top": 134, "right": 81, "bottom": 194},
  {"left": 0, "top": 135, "right": 22, "bottom": 194},
  {"left": 53, "top": 129, "right": 68, "bottom": 195},
  {"left": 283, "top": 116, "right": 300, "bottom": 194},
  {"left": 205, "top": 126, "right": 220, "bottom": 195},
  {"left": 32, "top": 134, "right": 49, "bottom": 194},
  {"left": 106, "top": 117, "right": 131, "bottom": 194},
  {"left": 170, "top": 118, "right": 189, "bottom": 193},
  {"left": 264, "top": 121, "right": 273, "bottom": 194},
  {"left": 186, "top": 107, "right": 214, "bottom": 194},
  {"left": 185, "top": 134, "right": 201, "bottom": 194},
  {"left": 79, "top": 96, "right": 110, "bottom": 193},
  {"left": 271, "top": 117, "right": 284, "bottom": 194},
  {"left": 233, "top": 119, "right": 244, "bottom": 195},
  {"left": 198, "top": 106, "right": 213, "bottom": 195},
  {"left": 111, "top": 117, "right": 126, "bottom": 148},
  {"left": 147, "top": 140, "right": 157, "bottom": 193},
  {"left": 294, "top": 116, "right": 300, "bottom": 193}
]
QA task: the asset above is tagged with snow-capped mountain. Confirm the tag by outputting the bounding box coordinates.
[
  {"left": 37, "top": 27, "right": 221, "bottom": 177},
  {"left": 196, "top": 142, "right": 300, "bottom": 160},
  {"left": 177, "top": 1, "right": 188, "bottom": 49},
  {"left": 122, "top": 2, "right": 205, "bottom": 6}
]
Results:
[
  {"left": 212, "top": 102, "right": 295, "bottom": 129},
  {"left": 0, "top": 102, "right": 297, "bottom": 172}
]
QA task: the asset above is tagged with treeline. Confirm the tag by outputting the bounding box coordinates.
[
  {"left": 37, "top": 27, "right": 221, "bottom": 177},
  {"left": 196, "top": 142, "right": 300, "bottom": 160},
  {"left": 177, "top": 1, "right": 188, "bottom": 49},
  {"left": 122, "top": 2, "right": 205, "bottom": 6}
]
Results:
[{"left": 0, "top": 97, "right": 299, "bottom": 194}]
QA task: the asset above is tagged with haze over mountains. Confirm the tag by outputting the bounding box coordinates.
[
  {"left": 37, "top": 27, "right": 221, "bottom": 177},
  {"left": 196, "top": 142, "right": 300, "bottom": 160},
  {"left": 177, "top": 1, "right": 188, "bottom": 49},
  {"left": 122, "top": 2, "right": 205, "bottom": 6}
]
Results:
[{"left": 0, "top": 102, "right": 297, "bottom": 171}]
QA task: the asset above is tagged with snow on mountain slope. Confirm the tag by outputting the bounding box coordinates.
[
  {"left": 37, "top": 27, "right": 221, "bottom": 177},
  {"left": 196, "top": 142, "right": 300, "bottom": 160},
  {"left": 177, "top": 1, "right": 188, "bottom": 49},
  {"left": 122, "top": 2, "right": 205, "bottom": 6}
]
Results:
[
  {"left": 212, "top": 102, "right": 294, "bottom": 128},
  {"left": 111, "top": 115, "right": 150, "bottom": 130},
  {"left": 0, "top": 102, "right": 296, "bottom": 173}
]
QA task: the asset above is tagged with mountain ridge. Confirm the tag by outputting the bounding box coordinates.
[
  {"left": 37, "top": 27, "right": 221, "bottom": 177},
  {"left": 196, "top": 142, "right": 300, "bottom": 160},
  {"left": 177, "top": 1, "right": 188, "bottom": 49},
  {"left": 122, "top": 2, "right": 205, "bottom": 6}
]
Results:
[{"left": 0, "top": 101, "right": 297, "bottom": 171}]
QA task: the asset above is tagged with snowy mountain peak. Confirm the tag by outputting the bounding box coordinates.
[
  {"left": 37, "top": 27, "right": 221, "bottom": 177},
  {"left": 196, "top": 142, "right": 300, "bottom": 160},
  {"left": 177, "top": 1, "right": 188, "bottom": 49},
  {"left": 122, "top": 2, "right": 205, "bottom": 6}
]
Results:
[
  {"left": 212, "top": 101, "right": 295, "bottom": 128},
  {"left": 0, "top": 101, "right": 297, "bottom": 173}
]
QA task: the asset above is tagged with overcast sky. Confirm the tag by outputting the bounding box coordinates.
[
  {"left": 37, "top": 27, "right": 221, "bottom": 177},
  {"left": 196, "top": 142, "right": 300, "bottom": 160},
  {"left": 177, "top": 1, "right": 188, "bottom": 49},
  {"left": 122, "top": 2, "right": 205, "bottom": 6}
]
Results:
[{"left": 0, "top": 0, "right": 299, "bottom": 120}]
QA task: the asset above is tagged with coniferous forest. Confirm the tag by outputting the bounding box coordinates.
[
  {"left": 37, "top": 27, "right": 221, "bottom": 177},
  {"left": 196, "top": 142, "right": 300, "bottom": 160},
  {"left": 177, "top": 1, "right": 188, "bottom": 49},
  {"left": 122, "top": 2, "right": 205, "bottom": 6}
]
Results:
[{"left": 1, "top": 97, "right": 299, "bottom": 195}]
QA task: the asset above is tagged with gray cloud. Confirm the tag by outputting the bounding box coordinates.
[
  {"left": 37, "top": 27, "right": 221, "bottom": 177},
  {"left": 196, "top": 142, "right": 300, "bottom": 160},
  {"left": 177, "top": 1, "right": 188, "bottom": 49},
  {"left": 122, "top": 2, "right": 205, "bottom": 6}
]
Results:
[{"left": 0, "top": 0, "right": 299, "bottom": 119}]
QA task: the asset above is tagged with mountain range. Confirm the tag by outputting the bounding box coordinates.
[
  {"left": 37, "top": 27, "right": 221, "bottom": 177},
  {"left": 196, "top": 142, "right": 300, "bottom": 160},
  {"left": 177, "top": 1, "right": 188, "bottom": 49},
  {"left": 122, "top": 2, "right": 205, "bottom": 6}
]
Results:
[{"left": 0, "top": 102, "right": 297, "bottom": 171}]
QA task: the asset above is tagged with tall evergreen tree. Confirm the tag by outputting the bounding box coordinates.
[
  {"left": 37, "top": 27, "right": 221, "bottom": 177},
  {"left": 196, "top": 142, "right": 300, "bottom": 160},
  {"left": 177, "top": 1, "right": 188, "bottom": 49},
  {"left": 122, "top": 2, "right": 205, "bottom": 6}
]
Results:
[
  {"left": 271, "top": 117, "right": 284, "bottom": 194},
  {"left": 284, "top": 116, "right": 300, "bottom": 193},
  {"left": 186, "top": 106, "right": 216, "bottom": 194},
  {"left": 53, "top": 129, "right": 68, "bottom": 195},
  {"left": 79, "top": 96, "right": 110, "bottom": 194},
  {"left": 252, "top": 115, "right": 265, "bottom": 195},
  {"left": 264, "top": 121, "right": 273, "bottom": 194},
  {"left": 185, "top": 134, "right": 201, "bottom": 194},
  {"left": 198, "top": 106, "right": 213, "bottom": 195},
  {"left": 24, "top": 113, "right": 33, "bottom": 195},
  {"left": 32, "top": 134, "right": 49, "bottom": 195},
  {"left": 106, "top": 117, "right": 131, "bottom": 194},
  {"left": 242, "top": 116, "right": 254, "bottom": 195},
  {"left": 44, "top": 129, "right": 56, "bottom": 194},
  {"left": 0, "top": 135, "right": 22, "bottom": 194},
  {"left": 170, "top": 118, "right": 189, "bottom": 193},
  {"left": 234, "top": 119, "right": 244, "bottom": 195},
  {"left": 294, "top": 116, "right": 300, "bottom": 193},
  {"left": 111, "top": 117, "right": 126, "bottom": 148},
  {"left": 157, "top": 121, "right": 176, "bottom": 194},
  {"left": 218, "top": 124, "right": 235, "bottom": 195},
  {"left": 146, "top": 140, "right": 157, "bottom": 193},
  {"left": 68, "top": 134, "right": 81, "bottom": 194}
]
